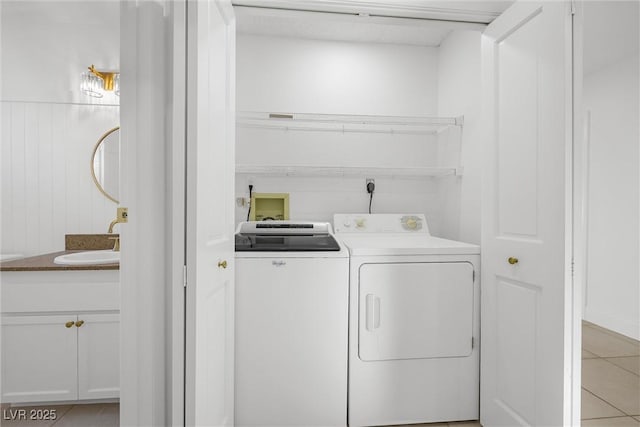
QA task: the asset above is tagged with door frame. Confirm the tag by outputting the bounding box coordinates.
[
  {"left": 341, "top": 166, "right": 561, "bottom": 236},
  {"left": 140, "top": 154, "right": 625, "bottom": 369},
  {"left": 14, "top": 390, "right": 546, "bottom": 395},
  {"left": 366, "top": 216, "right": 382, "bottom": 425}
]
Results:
[
  {"left": 570, "top": 1, "right": 585, "bottom": 424},
  {"left": 119, "top": 1, "right": 585, "bottom": 424},
  {"left": 119, "top": 1, "right": 186, "bottom": 425}
]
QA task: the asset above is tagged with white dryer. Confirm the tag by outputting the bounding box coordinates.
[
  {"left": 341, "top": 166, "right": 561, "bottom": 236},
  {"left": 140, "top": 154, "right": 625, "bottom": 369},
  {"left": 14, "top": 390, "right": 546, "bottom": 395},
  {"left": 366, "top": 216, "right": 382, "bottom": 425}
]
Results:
[{"left": 333, "top": 214, "right": 480, "bottom": 427}]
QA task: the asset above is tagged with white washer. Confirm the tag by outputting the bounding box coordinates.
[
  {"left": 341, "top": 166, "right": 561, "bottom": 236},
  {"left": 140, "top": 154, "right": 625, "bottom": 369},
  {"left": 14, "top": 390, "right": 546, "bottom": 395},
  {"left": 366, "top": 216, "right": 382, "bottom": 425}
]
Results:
[
  {"left": 334, "top": 214, "right": 480, "bottom": 427},
  {"left": 235, "top": 221, "right": 349, "bottom": 427}
]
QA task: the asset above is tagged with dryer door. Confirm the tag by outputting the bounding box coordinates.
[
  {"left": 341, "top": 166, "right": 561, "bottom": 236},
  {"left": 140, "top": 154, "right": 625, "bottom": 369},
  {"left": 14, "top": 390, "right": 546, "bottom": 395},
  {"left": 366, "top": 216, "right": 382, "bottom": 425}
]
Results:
[{"left": 359, "top": 262, "right": 474, "bottom": 361}]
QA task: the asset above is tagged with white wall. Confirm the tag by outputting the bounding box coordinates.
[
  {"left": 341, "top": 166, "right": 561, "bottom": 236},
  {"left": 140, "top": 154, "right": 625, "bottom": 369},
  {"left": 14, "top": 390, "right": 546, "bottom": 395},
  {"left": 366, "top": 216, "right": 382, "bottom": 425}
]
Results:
[
  {"left": 237, "top": 35, "right": 438, "bottom": 116},
  {"left": 1, "top": 1, "right": 119, "bottom": 105},
  {"left": 583, "top": 54, "right": 639, "bottom": 340},
  {"left": 437, "top": 30, "right": 482, "bottom": 244},
  {"left": 1, "top": 2, "right": 120, "bottom": 256},
  {"left": 236, "top": 34, "right": 453, "bottom": 232},
  {"left": 1, "top": 103, "right": 119, "bottom": 256}
]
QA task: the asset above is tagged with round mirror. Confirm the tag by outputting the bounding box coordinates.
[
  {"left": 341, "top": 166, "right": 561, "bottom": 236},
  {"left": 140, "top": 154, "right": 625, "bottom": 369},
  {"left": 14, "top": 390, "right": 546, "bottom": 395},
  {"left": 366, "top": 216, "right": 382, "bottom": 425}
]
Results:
[{"left": 91, "top": 126, "right": 120, "bottom": 204}]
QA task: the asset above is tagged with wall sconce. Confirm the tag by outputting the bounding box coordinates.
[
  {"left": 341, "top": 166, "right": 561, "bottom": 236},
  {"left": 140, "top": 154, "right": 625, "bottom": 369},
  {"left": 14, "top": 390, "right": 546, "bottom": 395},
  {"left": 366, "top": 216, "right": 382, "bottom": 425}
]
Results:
[{"left": 81, "top": 65, "right": 119, "bottom": 98}]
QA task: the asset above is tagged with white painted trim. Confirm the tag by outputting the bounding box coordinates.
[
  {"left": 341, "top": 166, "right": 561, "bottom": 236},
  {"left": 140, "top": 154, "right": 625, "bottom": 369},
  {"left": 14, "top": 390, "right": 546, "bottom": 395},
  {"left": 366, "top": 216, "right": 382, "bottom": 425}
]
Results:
[
  {"left": 168, "top": 1, "right": 187, "bottom": 426},
  {"left": 569, "top": 1, "right": 584, "bottom": 425},
  {"left": 566, "top": 0, "right": 589, "bottom": 425},
  {"left": 232, "top": 0, "right": 502, "bottom": 23},
  {"left": 120, "top": 2, "right": 169, "bottom": 425}
]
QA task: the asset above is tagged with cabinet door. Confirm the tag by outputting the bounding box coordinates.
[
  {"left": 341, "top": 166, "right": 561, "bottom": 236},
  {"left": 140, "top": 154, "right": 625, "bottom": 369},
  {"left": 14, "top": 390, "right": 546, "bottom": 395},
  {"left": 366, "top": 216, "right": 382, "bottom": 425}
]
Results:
[
  {"left": 77, "top": 313, "right": 119, "bottom": 400},
  {"left": 1, "top": 315, "right": 78, "bottom": 403}
]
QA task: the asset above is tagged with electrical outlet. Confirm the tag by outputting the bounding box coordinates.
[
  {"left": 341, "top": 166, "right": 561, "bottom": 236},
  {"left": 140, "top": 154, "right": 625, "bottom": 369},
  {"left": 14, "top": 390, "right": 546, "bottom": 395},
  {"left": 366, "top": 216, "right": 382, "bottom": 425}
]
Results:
[
  {"left": 236, "top": 197, "right": 246, "bottom": 207},
  {"left": 366, "top": 178, "right": 375, "bottom": 187}
]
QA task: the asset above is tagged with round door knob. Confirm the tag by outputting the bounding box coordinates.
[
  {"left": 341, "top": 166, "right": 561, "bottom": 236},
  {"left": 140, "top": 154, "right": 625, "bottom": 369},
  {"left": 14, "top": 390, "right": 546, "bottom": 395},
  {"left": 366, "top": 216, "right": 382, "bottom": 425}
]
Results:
[
  {"left": 65, "top": 321, "right": 75, "bottom": 328},
  {"left": 218, "top": 260, "right": 228, "bottom": 269},
  {"left": 75, "top": 320, "right": 85, "bottom": 327},
  {"left": 508, "top": 257, "right": 519, "bottom": 265}
]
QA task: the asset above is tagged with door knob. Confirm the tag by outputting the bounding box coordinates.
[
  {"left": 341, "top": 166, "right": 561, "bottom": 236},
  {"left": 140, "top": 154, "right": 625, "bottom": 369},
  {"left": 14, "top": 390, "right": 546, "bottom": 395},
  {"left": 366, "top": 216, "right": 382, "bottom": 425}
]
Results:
[
  {"left": 65, "top": 321, "right": 75, "bottom": 328},
  {"left": 75, "top": 320, "right": 85, "bottom": 327},
  {"left": 218, "top": 260, "right": 228, "bottom": 269},
  {"left": 508, "top": 257, "right": 519, "bottom": 265}
]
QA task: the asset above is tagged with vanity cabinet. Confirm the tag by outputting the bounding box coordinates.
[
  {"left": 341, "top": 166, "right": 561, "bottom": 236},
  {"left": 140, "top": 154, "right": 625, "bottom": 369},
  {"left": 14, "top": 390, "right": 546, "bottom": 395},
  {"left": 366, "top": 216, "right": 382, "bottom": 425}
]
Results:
[
  {"left": 1, "top": 314, "right": 79, "bottom": 402},
  {"left": 77, "top": 313, "right": 119, "bottom": 400},
  {"left": 0, "top": 270, "right": 119, "bottom": 404}
]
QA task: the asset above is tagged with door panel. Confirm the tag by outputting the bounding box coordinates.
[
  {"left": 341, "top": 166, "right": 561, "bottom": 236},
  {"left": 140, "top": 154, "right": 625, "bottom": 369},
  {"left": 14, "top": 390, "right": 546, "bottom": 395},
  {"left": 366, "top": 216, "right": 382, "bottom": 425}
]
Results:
[
  {"left": 359, "top": 262, "right": 474, "bottom": 361},
  {"left": 481, "top": 2, "right": 573, "bottom": 426},
  {"left": 497, "top": 11, "right": 541, "bottom": 236},
  {"left": 185, "top": 0, "right": 235, "bottom": 426}
]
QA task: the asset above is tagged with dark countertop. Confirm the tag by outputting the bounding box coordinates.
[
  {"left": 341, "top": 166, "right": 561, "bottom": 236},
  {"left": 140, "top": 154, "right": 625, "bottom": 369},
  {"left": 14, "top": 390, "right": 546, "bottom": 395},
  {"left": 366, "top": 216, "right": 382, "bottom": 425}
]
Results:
[{"left": 0, "top": 251, "right": 119, "bottom": 272}]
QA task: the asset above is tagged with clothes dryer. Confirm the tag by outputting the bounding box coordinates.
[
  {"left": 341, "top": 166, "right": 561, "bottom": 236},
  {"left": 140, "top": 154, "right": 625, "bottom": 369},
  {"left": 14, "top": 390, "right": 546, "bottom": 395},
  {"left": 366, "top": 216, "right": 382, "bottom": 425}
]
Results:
[{"left": 334, "top": 214, "right": 480, "bottom": 426}]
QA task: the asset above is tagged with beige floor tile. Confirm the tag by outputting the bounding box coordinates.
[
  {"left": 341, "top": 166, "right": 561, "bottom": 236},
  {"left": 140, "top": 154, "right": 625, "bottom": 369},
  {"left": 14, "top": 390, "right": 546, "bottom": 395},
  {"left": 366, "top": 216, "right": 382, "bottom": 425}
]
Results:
[
  {"left": 581, "top": 417, "right": 640, "bottom": 427},
  {"left": 606, "top": 356, "right": 640, "bottom": 376},
  {"left": 390, "top": 424, "right": 448, "bottom": 427},
  {"left": 52, "top": 403, "right": 118, "bottom": 427},
  {"left": 390, "top": 424, "right": 447, "bottom": 427},
  {"left": 582, "top": 388, "right": 625, "bottom": 419},
  {"left": 583, "top": 358, "right": 640, "bottom": 415},
  {"left": 0, "top": 405, "right": 72, "bottom": 427},
  {"left": 583, "top": 326, "right": 640, "bottom": 357},
  {"left": 635, "top": 417, "right": 640, "bottom": 422},
  {"left": 584, "top": 349, "right": 599, "bottom": 359}
]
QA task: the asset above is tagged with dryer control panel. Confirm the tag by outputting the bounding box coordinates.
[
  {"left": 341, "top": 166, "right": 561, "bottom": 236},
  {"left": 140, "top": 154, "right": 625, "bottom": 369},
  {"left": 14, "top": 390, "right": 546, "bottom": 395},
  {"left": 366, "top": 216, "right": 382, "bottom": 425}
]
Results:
[{"left": 333, "top": 214, "right": 430, "bottom": 235}]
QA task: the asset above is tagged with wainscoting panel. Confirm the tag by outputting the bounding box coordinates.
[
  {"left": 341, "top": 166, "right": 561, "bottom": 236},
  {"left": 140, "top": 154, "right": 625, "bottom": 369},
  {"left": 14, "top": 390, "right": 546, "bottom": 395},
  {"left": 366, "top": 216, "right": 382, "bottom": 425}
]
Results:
[{"left": 1, "top": 102, "right": 119, "bottom": 256}]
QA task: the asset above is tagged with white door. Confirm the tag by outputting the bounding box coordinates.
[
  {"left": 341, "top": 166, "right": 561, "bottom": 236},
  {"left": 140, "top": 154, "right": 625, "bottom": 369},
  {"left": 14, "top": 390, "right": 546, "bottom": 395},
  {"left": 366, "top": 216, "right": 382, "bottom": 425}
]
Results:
[
  {"left": 184, "top": 0, "right": 236, "bottom": 426},
  {"left": 481, "top": 2, "right": 576, "bottom": 426}
]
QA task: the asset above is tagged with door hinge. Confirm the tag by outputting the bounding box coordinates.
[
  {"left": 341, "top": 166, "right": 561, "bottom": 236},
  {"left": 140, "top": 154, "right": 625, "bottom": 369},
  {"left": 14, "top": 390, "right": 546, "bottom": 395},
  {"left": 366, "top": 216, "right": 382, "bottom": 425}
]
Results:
[
  {"left": 183, "top": 265, "right": 187, "bottom": 288},
  {"left": 571, "top": 258, "right": 575, "bottom": 277}
]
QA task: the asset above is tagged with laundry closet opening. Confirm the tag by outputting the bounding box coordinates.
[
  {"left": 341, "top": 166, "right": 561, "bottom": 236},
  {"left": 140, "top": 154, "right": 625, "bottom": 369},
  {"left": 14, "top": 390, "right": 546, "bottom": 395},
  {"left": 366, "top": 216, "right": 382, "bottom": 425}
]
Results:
[
  {"left": 232, "top": 5, "right": 488, "bottom": 427},
  {"left": 233, "top": 5, "right": 484, "bottom": 245}
]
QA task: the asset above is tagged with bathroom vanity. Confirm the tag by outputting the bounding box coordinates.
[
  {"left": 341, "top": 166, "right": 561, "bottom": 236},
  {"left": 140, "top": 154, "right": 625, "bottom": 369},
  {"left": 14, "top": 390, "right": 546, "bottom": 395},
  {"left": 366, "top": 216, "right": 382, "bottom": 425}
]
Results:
[{"left": 0, "top": 251, "right": 119, "bottom": 404}]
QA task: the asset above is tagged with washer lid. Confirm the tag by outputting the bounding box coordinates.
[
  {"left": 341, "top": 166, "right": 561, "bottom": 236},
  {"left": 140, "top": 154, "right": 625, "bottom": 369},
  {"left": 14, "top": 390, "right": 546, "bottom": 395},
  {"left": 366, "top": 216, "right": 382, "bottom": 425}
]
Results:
[{"left": 337, "top": 234, "right": 480, "bottom": 256}]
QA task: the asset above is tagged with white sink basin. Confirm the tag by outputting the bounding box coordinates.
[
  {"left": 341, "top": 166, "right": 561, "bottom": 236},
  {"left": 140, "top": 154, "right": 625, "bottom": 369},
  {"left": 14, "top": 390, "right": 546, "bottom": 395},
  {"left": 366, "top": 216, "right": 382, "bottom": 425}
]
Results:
[{"left": 54, "top": 250, "right": 120, "bottom": 266}]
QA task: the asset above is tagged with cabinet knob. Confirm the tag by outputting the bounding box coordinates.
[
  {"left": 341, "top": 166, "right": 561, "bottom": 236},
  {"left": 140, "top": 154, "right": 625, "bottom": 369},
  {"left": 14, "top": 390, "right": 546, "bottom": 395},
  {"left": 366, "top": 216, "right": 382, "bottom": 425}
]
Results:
[
  {"left": 508, "top": 257, "right": 519, "bottom": 265},
  {"left": 65, "top": 321, "right": 75, "bottom": 328},
  {"left": 75, "top": 320, "right": 85, "bottom": 327},
  {"left": 218, "top": 260, "right": 228, "bottom": 269}
]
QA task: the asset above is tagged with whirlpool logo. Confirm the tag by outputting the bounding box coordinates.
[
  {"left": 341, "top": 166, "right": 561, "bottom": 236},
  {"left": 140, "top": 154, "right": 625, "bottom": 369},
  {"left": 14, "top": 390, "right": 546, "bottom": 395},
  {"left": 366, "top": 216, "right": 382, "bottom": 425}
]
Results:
[{"left": 271, "top": 260, "right": 286, "bottom": 267}]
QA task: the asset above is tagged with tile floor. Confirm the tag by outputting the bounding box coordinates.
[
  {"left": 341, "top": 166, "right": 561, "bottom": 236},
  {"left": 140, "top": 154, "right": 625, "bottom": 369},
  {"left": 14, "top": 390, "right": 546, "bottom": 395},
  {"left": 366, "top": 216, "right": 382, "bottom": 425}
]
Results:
[
  {"left": 1, "top": 322, "right": 637, "bottom": 427},
  {"left": 581, "top": 321, "right": 640, "bottom": 426},
  {"left": 0, "top": 403, "right": 117, "bottom": 427}
]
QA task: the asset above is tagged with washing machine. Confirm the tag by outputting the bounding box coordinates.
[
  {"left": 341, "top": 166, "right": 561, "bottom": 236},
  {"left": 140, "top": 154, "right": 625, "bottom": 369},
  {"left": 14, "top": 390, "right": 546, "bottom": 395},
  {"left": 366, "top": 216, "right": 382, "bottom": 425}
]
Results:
[
  {"left": 235, "top": 221, "right": 349, "bottom": 427},
  {"left": 333, "top": 214, "right": 480, "bottom": 427}
]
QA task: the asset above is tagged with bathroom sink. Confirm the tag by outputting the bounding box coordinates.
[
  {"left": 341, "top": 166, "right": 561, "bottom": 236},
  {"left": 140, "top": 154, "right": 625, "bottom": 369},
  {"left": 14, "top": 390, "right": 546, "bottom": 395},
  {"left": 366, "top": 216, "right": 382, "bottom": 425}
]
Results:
[{"left": 54, "top": 250, "right": 120, "bottom": 266}]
